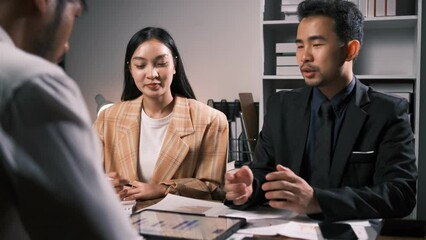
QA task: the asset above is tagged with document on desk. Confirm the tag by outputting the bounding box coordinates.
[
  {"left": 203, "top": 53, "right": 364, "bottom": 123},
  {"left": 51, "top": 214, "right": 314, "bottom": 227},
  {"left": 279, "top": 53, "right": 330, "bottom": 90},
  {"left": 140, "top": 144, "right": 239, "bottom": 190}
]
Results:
[
  {"left": 143, "top": 194, "right": 297, "bottom": 220},
  {"left": 141, "top": 194, "right": 373, "bottom": 240},
  {"left": 238, "top": 217, "right": 374, "bottom": 240}
]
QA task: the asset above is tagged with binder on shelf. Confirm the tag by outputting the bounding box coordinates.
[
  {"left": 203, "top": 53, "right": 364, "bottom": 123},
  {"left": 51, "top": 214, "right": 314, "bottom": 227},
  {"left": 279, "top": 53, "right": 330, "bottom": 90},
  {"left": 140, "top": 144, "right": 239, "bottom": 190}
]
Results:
[{"left": 395, "top": 0, "right": 416, "bottom": 16}]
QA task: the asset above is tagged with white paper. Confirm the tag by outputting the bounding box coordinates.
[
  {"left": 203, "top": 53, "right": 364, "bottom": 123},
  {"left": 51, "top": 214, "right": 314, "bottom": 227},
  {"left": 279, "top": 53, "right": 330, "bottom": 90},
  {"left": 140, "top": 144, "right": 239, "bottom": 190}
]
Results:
[{"left": 142, "top": 194, "right": 297, "bottom": 220}]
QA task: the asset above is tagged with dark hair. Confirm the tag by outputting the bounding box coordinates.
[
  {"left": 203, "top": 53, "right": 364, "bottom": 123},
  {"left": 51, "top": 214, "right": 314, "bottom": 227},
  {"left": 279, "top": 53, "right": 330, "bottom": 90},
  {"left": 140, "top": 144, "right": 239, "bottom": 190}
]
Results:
[
  {"left": 121, "top": 27, "right": 196, "bottom": 101},
  {"left": 297, "top": 0, "right": 364, "bottom": 46}
]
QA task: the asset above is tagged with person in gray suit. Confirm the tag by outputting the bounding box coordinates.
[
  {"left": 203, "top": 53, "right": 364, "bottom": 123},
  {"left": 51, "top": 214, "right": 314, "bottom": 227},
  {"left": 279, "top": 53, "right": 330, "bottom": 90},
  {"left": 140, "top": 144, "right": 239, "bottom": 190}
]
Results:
[
  {"left": 0, "top": 0, "right": 139, "bottom": 239},
  {"left": 224, "top": 0, "right": 417, "bottom": 221}
]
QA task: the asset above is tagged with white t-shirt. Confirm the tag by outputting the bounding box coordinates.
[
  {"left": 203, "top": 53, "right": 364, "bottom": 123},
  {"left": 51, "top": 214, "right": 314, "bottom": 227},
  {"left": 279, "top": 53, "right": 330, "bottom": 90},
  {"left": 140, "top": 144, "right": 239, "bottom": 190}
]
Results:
[{"left": 138, "top": 108, "right": 172, "bottom": 182}]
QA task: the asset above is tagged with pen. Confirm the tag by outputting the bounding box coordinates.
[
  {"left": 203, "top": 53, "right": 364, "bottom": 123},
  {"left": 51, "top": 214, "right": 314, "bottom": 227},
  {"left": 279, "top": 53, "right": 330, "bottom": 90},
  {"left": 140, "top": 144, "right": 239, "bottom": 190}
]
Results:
[{"left": 107, "top": 177, "right": 135, "bottom": 188}]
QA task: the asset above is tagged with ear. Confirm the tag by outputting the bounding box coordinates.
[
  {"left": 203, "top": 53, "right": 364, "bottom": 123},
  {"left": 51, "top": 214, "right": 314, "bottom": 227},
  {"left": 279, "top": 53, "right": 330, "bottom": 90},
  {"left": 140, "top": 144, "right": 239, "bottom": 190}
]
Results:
[
  {"left": 32, "top": 0, "right": 49, "bottom": 14},
  {"left": 173, "top": 56, "right": 177, "bottom": 75},
  {"left": 345, "top": 40, "right": 361, "bottom": 61}
]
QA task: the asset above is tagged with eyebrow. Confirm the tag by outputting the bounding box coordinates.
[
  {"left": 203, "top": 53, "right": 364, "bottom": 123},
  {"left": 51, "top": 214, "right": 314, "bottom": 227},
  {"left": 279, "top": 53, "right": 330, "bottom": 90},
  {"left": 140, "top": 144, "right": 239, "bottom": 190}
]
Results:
[
  {"left": 295, "top": 35, "right": 327, "bottom": 44},
  {"left": 132, "top": 54, "right": 169, "bottom": 62}
]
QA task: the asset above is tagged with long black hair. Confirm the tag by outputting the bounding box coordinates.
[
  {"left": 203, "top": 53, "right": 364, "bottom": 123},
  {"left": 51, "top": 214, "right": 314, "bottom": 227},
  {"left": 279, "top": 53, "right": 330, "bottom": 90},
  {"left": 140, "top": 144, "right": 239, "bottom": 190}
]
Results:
[{"left": 121, "top": 27, "right": 196, "bottom": 101}]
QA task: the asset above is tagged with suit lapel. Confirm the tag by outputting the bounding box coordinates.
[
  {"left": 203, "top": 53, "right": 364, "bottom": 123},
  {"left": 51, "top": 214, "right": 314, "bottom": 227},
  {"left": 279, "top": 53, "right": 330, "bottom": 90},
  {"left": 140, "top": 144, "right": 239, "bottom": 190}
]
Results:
[
  {"left": 329, "top": 79, "right": 370, "bottom": 187},
  {"left": 288, "top": 88, "right": 312, "bottom": 173},
  {"left": 115, "top": 96, "right": 143, "bottom": 181},
  {"left": 151, "top": 97, "right": 194, "bottom": 183}
]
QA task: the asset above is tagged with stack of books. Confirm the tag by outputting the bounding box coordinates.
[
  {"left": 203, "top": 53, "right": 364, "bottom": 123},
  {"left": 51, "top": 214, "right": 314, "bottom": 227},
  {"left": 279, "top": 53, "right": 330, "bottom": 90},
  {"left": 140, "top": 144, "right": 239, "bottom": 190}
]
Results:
[
  {"left": 351, "top": 0, "right": 415, "bottom": 18},
  {"left": 281, "top": 0, "right": 302, "bottom": 21},
  {"left": 276, "top": 42, "right": 300, "bottom": 76},
  {"left": 366, "top": 0, "right": 394, "bottom": 17}
]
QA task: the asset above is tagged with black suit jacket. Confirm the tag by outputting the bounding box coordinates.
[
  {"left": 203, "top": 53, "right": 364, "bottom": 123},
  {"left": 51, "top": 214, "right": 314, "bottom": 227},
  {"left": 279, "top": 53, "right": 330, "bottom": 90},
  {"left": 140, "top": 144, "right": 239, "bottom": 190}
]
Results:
[{"left": 234, "top": 79, "right": 417, "bottom": 221}]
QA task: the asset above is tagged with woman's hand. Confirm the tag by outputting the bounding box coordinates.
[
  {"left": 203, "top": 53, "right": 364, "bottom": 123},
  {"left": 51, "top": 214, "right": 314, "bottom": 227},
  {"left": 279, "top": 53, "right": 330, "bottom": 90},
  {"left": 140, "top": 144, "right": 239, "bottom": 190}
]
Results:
[
  {"left": 106, "top": 172, "right": 131, "bottom": 195},
  {"left": 120, "top": 181, "right": 168, "bottom": 201}
]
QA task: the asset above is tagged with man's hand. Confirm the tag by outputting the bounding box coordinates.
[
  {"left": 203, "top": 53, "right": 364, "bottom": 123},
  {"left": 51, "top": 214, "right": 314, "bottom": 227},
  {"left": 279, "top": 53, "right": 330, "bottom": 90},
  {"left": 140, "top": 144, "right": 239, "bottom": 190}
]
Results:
[
  {"left": 224, "top": 166, "right": 254, "bottom": 205},
  {"left": 262, "top": 164, "right": 321, "bottom": 214}
]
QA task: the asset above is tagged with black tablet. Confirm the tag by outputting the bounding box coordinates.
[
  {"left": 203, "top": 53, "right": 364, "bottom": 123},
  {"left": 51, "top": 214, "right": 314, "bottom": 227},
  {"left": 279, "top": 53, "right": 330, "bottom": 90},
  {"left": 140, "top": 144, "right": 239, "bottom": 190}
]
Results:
[
  {"left": 319, "top": 222, "right": 358, "bottom": 239},
  {"left": 130, "top": 209, "right": 246, "bottom": 240}
]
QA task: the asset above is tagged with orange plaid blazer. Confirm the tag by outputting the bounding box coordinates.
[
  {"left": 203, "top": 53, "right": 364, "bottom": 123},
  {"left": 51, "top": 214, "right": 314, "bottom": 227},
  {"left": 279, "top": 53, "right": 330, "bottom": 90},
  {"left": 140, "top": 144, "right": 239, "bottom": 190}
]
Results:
[{"left": 94, "top": 96, "right": 228, "bottom": 202}]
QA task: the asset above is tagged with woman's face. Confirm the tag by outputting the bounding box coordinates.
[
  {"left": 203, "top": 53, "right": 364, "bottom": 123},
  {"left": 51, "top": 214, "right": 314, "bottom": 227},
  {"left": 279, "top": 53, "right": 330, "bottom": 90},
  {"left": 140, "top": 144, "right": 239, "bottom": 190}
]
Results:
[{"left": 128, "top": 39, "right": 176, "bottom": 100}]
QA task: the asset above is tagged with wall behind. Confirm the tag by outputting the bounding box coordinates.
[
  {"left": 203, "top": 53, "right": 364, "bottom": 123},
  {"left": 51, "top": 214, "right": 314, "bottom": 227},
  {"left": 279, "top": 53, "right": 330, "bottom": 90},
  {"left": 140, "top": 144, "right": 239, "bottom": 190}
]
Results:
[{"left": 66, "top": 0, "right": 262, "bottom": 120}]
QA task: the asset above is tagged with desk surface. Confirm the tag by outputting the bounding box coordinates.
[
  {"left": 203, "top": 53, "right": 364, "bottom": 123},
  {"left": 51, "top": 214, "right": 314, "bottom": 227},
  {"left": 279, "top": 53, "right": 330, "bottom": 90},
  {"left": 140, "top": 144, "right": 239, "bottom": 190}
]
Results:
[{"left": 130, "top": 194, "right": 425, "bottom": 240}]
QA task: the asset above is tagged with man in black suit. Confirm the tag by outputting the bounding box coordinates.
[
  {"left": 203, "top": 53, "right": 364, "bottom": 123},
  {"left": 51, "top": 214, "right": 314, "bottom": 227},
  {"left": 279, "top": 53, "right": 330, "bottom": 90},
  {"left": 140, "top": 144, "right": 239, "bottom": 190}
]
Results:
[{"left": 224, "top": 0, "right": 417, "bottom": 221}]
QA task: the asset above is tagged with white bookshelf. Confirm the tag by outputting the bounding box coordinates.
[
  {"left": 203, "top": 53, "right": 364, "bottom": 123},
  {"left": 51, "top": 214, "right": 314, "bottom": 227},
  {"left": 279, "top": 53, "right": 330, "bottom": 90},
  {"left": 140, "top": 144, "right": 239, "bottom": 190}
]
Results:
[{"left": 262, "top": 0, "right": 422, "bottom": 219}]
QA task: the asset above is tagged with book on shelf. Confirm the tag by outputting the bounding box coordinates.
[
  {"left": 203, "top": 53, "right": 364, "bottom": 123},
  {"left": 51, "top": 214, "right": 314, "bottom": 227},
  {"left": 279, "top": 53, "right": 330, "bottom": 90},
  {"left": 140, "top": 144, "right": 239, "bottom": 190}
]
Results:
[
  {"left": 283, "top": 13, "right": 298, "bottom": 21},
  {"left": 281, "top": 4, "right": 297, "bottom": 13},
  {"left": 276, "top": 43, "right": 296, "bottom": 54},
  {"left": 386, "top": 0, "right": 396, "bottom": 16},
  {"left": 281, "top": 0, "right": 302, "bottom": 5},
  {"left": 358, "top": 0, "right": 368, "bottom": 17},
  {"left": 276, "top": 66, "right": 301, "bottom": 76},
  {"left": 367, "top": 0, "right": 375, "bottom": 17},
  {"left": 362, "top": 0, "right": 411, "bottom": 18},
  {"left": 375, "top": 0, "right": 386, "bottom": 17},
  {"left": 277, "top": 56, "right": 297, "bottom": 65}
]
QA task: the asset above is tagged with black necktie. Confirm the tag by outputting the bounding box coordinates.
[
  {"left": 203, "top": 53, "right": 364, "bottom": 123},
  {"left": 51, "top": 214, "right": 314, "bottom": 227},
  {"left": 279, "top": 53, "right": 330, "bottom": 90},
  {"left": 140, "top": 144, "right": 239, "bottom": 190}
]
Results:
[{"left": 312, "top": 100, "right": 334, "bottom": 188}]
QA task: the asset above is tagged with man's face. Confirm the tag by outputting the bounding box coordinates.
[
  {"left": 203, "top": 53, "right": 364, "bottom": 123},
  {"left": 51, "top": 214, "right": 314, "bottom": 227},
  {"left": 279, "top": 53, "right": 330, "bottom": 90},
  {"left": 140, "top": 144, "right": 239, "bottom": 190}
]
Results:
[
  {"left": 295, "top": 15, "right": 347, "bottom": 88},
  {"left": 32, "top": 0, "right": 83, "bottom": 64}
]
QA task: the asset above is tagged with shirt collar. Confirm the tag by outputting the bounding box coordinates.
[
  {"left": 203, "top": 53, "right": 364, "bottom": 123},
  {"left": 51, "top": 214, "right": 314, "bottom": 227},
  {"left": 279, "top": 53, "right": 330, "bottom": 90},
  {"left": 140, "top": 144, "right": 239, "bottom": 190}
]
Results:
[
  {"left": 0, "top": 27, "right": 15, "bottom": 46},
  {"left": 312, "top": 77, "right": 356, "bottom": 117}
]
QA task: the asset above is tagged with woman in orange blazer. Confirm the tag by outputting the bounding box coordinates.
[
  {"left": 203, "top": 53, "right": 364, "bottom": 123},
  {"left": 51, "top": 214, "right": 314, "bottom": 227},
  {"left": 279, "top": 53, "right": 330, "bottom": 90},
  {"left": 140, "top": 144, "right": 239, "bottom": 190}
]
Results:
[{"left": 94, "top": 27, "right": 228, "bottom": 208}]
